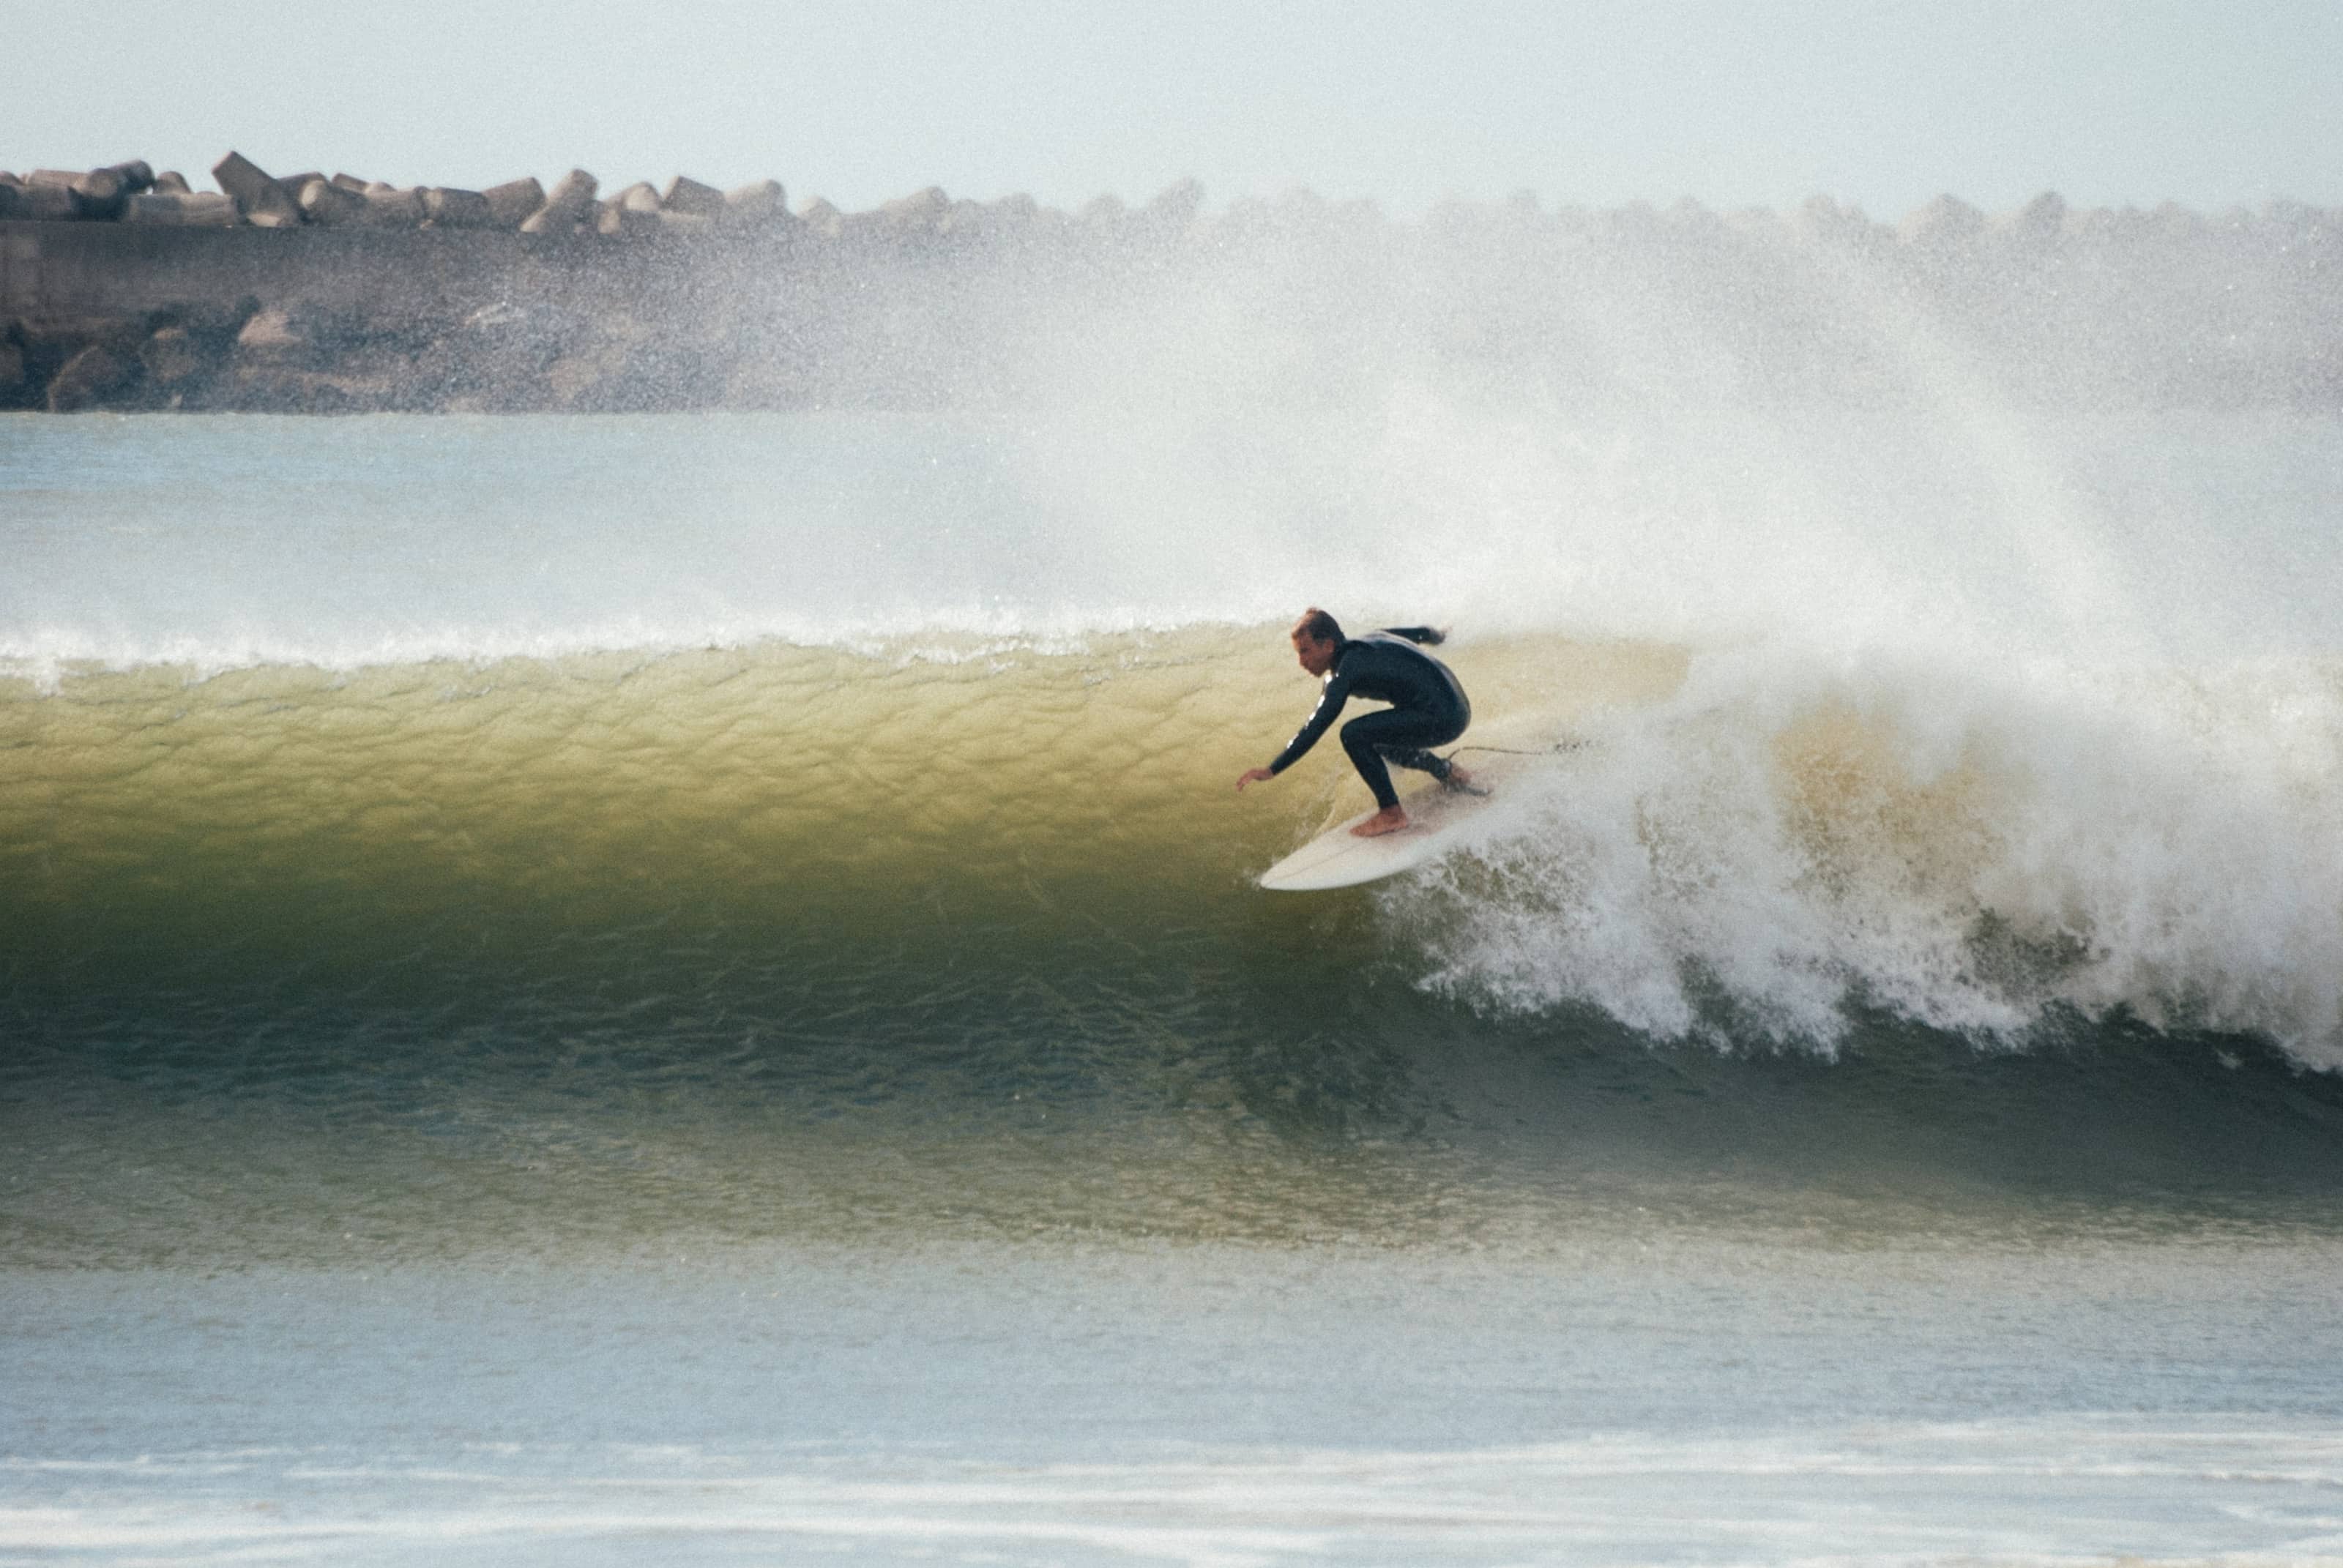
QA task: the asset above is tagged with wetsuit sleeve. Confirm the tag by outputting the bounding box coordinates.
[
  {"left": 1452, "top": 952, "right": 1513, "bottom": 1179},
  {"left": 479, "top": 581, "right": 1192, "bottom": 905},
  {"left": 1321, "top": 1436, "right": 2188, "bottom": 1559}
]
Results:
[
  {"left": 1268, "top": 668, "right": 1353, "bottom": 774},
  {"left": 1381, "top": 626, "right": 1445, "bottom": 645}
]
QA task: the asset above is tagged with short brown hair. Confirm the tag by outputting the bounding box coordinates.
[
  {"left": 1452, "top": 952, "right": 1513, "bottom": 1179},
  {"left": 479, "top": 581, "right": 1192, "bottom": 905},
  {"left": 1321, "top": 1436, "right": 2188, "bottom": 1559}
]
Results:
[{"left": 1291, "top": 608, "right": 1344, "bottom": 645}]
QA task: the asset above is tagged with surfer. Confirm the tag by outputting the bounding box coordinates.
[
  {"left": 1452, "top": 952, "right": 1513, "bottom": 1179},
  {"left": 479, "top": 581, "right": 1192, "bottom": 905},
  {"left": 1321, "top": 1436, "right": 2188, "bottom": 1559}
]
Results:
[{"left": 1236, "top": 608, "right": 1475, "bottom": 837}]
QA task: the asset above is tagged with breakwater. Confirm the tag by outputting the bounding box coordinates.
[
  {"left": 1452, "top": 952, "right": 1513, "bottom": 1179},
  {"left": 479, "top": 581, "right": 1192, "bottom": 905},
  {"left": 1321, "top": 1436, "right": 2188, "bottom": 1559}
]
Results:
[{"left": 2, "top": 151, "right": 2338, "bottom": 414}]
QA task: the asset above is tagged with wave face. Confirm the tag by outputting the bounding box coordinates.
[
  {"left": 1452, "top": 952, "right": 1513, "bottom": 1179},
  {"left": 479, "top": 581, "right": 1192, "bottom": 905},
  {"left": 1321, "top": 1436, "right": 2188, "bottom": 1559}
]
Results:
[
  {"left": 10, "top": 627, "right": 2341, "bottom": 1051},
  {"left": 4, "top": 406, "right": 2343, "bottom": 1259}
]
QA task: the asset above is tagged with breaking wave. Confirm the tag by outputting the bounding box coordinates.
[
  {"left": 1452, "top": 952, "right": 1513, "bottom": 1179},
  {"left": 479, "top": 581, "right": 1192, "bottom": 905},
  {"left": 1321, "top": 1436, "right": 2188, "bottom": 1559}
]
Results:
[{"left": 7, "top": 622, "right": 2339, "bottom": 1066}]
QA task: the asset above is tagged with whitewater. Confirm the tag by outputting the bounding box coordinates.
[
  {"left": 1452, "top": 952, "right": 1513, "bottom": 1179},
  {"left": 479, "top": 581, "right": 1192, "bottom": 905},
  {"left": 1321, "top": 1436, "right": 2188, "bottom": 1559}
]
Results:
[{"left": 6, "top": 233, "right": 2343, "bottom": 1560}]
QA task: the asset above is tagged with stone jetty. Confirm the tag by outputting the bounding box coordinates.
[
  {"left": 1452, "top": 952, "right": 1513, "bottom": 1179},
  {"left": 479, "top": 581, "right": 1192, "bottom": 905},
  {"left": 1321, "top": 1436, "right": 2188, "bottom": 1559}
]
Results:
[{"left": 1, "top": 151, "right": 2338, "bottom": 414}]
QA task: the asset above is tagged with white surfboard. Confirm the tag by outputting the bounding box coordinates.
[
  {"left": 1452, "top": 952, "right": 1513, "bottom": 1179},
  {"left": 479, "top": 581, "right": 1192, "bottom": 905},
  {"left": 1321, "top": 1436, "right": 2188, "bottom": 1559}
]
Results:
[{"left": 1258, "top": 750, "right": 1533, "bottom": 892}]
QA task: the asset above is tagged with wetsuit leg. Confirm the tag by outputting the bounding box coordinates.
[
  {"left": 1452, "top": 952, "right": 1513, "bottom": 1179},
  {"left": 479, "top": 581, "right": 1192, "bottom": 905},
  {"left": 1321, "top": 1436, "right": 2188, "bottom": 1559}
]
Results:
[{"left": 1339, "top": 704, "right": 1469, "bottom": 810}]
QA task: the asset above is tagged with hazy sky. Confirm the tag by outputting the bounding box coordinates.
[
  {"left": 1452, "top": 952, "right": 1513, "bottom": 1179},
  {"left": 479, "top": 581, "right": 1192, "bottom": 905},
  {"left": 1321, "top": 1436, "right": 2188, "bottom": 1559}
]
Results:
[{"left": 5, "top": 0, "right": 2336, "bottom": 219}]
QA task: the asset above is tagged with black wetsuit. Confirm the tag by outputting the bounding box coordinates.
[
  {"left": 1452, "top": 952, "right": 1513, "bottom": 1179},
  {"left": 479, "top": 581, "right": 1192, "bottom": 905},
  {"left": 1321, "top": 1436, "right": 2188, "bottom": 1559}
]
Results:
[{"left": 1268, "top": 627, "right": 1472, "bottom": 810}]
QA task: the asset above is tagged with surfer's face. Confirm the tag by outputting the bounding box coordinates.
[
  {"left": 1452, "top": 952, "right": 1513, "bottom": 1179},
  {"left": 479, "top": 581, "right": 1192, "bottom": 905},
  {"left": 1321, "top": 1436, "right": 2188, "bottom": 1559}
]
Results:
[{"left": 1292, "top": 631, "right": 1338, "bottom": 676}]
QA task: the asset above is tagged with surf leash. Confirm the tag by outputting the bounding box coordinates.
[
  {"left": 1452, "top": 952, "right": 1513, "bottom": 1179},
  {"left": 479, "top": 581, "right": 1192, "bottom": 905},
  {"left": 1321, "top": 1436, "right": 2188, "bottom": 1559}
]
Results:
[{"left": 1449, "top": 739, "right": 1590, "bottom": 758}]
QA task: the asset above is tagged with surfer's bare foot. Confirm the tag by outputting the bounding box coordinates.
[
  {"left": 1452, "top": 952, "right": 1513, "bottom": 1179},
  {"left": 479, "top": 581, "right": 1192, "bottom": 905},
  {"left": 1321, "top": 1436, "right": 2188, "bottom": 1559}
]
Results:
[{"left": 1351, "top": 806, "right": 1409, "bottom": 837}]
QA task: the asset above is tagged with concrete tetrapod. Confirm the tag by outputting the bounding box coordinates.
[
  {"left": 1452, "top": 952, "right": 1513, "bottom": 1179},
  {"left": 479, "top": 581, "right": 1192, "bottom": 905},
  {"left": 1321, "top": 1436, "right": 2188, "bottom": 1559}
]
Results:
[
  {"left": 480, "top": 177, "right": 545, "bottom": 229},
  {"left": 521, "top": 170, "right": 597, "bottom": 234},
  {"left": 212, "top": 152, "right": 302, "bottom": 228}
]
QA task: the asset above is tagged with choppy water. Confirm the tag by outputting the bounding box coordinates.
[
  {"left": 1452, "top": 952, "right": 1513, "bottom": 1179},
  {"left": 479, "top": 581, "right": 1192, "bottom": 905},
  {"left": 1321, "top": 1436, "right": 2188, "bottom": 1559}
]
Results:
[{"left": 4, "top": 405, "right": 2342, "bottom": 1564}]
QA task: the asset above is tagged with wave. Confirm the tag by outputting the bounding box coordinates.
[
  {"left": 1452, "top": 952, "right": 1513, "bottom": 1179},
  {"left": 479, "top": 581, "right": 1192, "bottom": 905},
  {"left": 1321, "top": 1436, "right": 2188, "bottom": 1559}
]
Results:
[{"left": 7, "top": 627, "right": 2339, "bottom": 1069}]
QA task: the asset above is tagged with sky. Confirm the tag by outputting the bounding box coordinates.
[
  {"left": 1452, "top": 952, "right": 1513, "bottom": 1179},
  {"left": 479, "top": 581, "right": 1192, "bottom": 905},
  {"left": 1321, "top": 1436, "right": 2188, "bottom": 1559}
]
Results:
[{"left": 4, "top": 0, "right": 2338, "bottom": 220}]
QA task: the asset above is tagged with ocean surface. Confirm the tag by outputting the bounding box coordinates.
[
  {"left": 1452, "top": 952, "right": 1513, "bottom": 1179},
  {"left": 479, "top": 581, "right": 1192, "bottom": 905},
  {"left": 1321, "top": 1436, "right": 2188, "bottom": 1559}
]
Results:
[{"left": 4, "top": 397, "right": 2342, "bottom": 1565}]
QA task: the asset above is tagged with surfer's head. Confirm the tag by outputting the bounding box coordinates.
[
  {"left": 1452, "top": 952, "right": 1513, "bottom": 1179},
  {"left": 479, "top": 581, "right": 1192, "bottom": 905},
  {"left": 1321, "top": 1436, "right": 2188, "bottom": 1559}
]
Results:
[{"left": 1291, "top": 608, "right": 1344, "bottom": 676}]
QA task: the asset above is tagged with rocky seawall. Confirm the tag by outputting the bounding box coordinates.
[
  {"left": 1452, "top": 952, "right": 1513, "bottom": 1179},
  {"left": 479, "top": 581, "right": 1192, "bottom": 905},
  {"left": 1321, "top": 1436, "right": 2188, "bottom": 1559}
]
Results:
[{"left": 3, "top": 152, "right": 2338, "bottom": 414}]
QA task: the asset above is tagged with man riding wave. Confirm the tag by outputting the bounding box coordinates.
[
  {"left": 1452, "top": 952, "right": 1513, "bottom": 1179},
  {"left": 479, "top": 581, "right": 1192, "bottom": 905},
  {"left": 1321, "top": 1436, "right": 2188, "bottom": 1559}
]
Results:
[{"left": 1236, "top": 608, "right": 1476, "bottom": 837}]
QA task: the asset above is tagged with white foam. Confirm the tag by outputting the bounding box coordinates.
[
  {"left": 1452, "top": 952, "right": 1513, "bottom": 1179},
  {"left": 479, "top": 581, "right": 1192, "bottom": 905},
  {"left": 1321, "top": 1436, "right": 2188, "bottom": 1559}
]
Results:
[
  {"left": 1404, "top": 642, "right": 2343, "bottom": 1063},
  {"left": 7, "top": 1419, "right": 2340, "bottom": 1566}
]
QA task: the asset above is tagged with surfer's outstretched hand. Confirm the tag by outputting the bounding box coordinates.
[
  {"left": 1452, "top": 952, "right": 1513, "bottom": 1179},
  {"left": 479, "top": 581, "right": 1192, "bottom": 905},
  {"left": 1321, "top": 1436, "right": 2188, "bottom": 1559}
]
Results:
[{"left": 1236, "top": 766, "right": 1274, "bottom": 791}]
